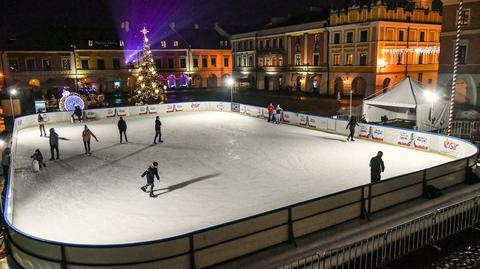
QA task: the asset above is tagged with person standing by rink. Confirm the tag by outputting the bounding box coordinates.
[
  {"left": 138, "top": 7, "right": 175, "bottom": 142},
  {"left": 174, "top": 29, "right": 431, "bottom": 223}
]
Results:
[
  {"left": 82, "top": 125, "right": 98, "bottom": 155},
  {"left": 275, "top": 104, "right": 283, "bottom": 124},
  {"left": 49, "top": 128, "right": 59, "bottom": 160},
  {"left": 141, "top": 161, "right": 160, "bottom": 197},
  {"left": 38, "top": 114, "right": 47, "bottom": 136},
  {"left": 153, "top": 116, "right": 163, "bottom": 144},
  {"left": 370, "top": 151, "right": 385, "bottom": 183},
  {"left": 267, "top": 103, "right": 274, "bottom": 122},
  {"left": 2, "top": 148, "right": 11, "bottom": 180},
  {"left": 346, "top": 116, "right": 359, "bottom": 141},
  {"left": 117, "top": 117, "right": 128, "bottom": 143}
]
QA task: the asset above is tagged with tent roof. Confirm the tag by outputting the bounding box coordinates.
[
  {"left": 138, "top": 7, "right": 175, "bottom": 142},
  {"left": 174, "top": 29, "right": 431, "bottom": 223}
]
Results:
[{"left": 364, "top": 77, "right": 430, "bottom": 108}]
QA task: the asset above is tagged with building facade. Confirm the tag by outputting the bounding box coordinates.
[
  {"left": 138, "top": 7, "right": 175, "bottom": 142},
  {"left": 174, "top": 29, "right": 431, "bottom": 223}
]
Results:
[
  {"left": 438, "top": 0, "right": 480, "bottom": 106},
  {"left": 328, "top": 0, "right": 442, "bottom": 97},
  {"left": 232, "top": 19, "right": 329, "bottom": 93}
]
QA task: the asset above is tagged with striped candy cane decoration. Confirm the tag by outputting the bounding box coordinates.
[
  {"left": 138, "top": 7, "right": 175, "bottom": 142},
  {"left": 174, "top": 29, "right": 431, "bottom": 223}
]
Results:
[{"left": 448, "top": 0, "right": 464, "bottom": 136}]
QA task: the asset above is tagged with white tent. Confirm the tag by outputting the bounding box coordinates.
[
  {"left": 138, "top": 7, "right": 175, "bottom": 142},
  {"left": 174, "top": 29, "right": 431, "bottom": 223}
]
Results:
[{"left": 363, "top": 77, "right": 449, "bottom": 131}]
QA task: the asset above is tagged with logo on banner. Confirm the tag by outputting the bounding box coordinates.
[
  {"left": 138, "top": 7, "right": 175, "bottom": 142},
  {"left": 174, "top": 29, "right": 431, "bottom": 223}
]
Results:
[
  {"left": 117, "top": 108, "right": 128, "bottom": 116},
  {"left": 86, "top": 111, "right": 96, "bottom": 119},
  {"left": 282, "top": 112, "right": 290, "bottom": 123},
  {"left": 372, "top": 128, "right": 384, "bottom": 141},
  {"left": 166, "top": 104, "right": 174, "bottom": 112},
  {"left": 414, "top": 135, "right": 429, "bottom": 150},
  {"left": 300, "top": 115, "right": 307, "bottom": 125},
  {"left": 148, "top": 106, "right": 157, "bottom": 114},
  {"left": 191, "top": 103, "right": 200, "bottom": 110},
  {"left": 217, "top": 103, "right": 225, "bottom": 111},
  {"left": 359, "top": 126, "right": 372, "bottom": 138},
  {"left": 398, "top": 131, "right": 415, "bottom": 147},
  {"left": 106, "top": 109, "right": 115, "bottom": 117},
  {"left": 308, "top": 117, "right": 316, "bottom": 128},
  {"left": 443, "top": 139, "right": 459, "bottom": 151},
  {"left": 175, "top": 104, "right": 183, "bottom": 111},
  {"left": 139, "top": 106, "right": 147, "bottom": 115}
]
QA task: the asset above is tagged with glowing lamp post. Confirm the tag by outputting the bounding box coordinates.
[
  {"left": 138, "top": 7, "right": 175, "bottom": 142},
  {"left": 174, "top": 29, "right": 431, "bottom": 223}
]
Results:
[
  {"left": 226, "top": 77, "right": 234, "bottom": 103},
  {"left": 9, "top": 89, "right": 17, "bottom": 120},
  {"left": 423, "top": 90, "right": 439, "bottom": 131}
]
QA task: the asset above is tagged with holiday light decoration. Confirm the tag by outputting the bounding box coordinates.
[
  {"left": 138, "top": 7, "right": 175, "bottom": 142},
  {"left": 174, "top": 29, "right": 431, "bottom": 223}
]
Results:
[
  {"left": 382, "top": 46, "right": 440, "bottom": 55},
  {"left": 133, "top": 27, "right": 164, "bottom": 104},
  {"left": 59, "top": 90, "right": 85, "bottom": 111}
]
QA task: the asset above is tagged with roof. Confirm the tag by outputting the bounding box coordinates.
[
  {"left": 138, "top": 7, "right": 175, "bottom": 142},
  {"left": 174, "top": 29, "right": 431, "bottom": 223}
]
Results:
[
  {"left": 151, "top": 28, "right": 230, "bottom": 50},
  {"left": 364, "top": 77, "right": 431, "bottom": 108}
]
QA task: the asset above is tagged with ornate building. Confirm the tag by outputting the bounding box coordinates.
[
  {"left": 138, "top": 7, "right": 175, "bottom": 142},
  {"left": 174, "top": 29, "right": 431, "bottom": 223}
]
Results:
[
  {"left": 438, "top": 0, "right": 480, "bottom": 106},
  {"left": 231, "top": 10, "right": 329, "bottom": 93},
  {"left": 328, "top": 0, "right": 442, "bottom": 97}
]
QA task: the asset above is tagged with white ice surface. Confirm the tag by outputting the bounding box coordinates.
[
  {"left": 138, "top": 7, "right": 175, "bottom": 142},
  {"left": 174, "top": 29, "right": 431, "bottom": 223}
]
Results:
[{"left": 12, "top": 112, "right": 452, "bottom": 244}]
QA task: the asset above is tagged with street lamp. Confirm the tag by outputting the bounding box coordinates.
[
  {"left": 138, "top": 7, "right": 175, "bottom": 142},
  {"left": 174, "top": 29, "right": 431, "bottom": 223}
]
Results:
[
  {"left": 423, "top": 90, "right": 439, "bottom": 130},
  {"left": 349, "top": 90, "right": 353, "bottom": 118},
  {"left": 9, "top": 89, "right": 17, "bottom": 121},
  {"left": 226, "top": 77, "right": 234, "bottom": 103}
]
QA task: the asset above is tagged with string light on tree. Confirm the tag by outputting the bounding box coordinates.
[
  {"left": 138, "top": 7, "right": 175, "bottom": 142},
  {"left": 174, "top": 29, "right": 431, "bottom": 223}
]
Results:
[{"left": 133, "top": 26, "right": 164, "bottom": 104}]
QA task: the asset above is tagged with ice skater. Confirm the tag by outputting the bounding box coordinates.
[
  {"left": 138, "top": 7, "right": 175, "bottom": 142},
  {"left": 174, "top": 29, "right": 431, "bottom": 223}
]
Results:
[
  {"left": 72, "top": 106, "right": 83, "bottom": 123},
  {"left": 82, "top": 125, "right": 98, "bottom": 155},
  {"left": 38, "top": 114, "right": 47, "bottom": 136},
  {"left": 49, "top": 128, "right": 59, "bottom": 160},
  {"left": 141, "top": 161, "right": 160, "bottom": 197},
  {"left": 346, "top": 116, "right": 359, "bottom": 141},
  {"left": 153, "top": 116, "right": 163, "bottom": 144},
  {"left": 369, "top": 151, "right": 385, "bottom": 184},
  {"left": 31, "top": 149, "right": 46, "bottom": 171},
  {"left": 117, "top": 117, "right": 128, "bottom": 143},
  {"left": 267, "top": 103, "right": 274, "bottom": 122},
  {"left": 275, "top": 104, "right": 283, "bottom": 124}
]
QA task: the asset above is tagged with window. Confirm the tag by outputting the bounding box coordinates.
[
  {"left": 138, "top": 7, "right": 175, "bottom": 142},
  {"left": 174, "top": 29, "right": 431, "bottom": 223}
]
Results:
[
  {"left": 202, "top": 57, "right": 208, "bottom": 67},
  {"left": 418, "top": 53, "right": 424, "bottom": 64},
  {"left": 88, "top": 40, "right": 94, "bottom": 47},
  {"left": 173, "top": 41, "right": 179, "bottom": 47},
  {"left": 259, "top": 40, "right": 263, "bottom": 50},
  {"left": 334, "top": 33, "right": 340, "bottom": 44},
  {"left": 420, "top": 31, "right": 425, "bottom": 42},
  {"left": 418, "top": 72, "right": 423, "bottom": 82},
  {"left": 249, "top": 40, "right": 253, "bottom": 50},
  {"left": 193, "top": 58, "right": 199, "bottom": 68},
  {"left": 224, "top": 57, "right": 229, "bottom": 67},
  {"left": 62, "top": 58, "right": 71, "bottom": 70},
  {"left": 161, "top": 41, "right": 167, "bottom": 48},
  {"left": 8, "top": 59, "right": 19, "bottom": 72},
  {"left": 397, "top": 53, "right": 403, "bottom": 65},
  {"left": 248, "top": 55, "right": 253, "bottom": 66},
  {"left": 346, "top": 32, "right": 354, "bottom": 43},
  {"left": 314, "top": 34, "right": 320, "bottom": 42},
  {"left": 333, "top": 54, "right": 341, "bottom": 65},
  {"left": 266, "top": 40, "right": 270, "bottom": 50},
  {"left": 81, "top": 59, "right": 89, "bottom": 70},
  {"left": 242, "top": 56, "right": 247, "bottom": 67},
  {"left": 265, "top": 57, "right": 270, "bottom": 66},
  {"left": 360, "top": 31, "right": 368, "bottom": 42},
  {"left": 313, "top": 54, "right": 320, "bottom": 66},
  {"left": 168, "top": 58, "right": 174, "bottom": 68},
  {"left": 460, "top": 9, "right": 471, "bottom": 25},
  {"left": 180, "top": 58, "right": 186, "bottom": 68},
  {"left": 278, "top": 56, "right": 283, "bottom": 66},
  {"left": 155, "top": 58, "right": 162, "bottom": 69},
  {"left": 279, "top": 38, "right": 283, "bottom": 49},
  {"left": 272, "top": 57, "right": 277, "bottom": 66},
  {"left": 97, "top": 59, "right": 105, "bottom": 70},
  {"left": 295, "top": 54, "right": 301, "bottom": 65},
  {"left": 459, "top": 45, "right": 467, "bottom": 64},
  {"left": 273, "top": 39, "right": 277, "bottom": 49},
  {"left": 314, "top": 43, "right": 319, "bottom": 52},
  {"left": 42, "top": 59, "right": 52, "bottom": 71},
  {"left": 211, "top": 57, "right": 217, "bottom": 67},
  {"left": 346, "top": 53, "right": 353, "bottom": 65},
  {"left": 259, "top": 58, "right": 264, "bottom": 67},
  {"left": 359, "top": 53, "right": 367, "bottom": 66},
  {"left": 113, "top": 58, "right": 121, "bottom": 69},
  {"left": 119, "top": 40, "right": 124, "bottom": 47},
  {"left": 399, "top": 31, "right": 405, "bottom": 41},
  {"left": 26, "top": 58, "right": 36, "bottom": 71}
]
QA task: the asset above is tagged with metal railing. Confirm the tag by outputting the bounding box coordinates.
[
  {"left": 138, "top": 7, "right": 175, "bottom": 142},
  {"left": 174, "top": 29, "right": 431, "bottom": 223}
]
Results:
[{"left": 280, "top": 196, "right": 480, "bottom": 269}]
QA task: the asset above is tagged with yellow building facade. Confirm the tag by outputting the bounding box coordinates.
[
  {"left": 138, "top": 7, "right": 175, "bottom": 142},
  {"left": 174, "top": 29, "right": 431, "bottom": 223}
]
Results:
[{"left": 328, "top": 0, "right": 442, "bottom": 97}]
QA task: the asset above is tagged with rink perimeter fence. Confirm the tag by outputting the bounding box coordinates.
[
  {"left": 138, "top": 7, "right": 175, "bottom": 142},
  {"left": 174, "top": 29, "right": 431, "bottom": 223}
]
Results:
[{"left": 3, "top": 102, "right": 478, "bottom": 269}]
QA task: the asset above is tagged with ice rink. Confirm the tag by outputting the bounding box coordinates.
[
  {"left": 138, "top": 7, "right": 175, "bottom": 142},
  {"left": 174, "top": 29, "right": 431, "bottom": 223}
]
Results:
[{"left": 12, "top": 111, "right": 452, "bottom": 244}]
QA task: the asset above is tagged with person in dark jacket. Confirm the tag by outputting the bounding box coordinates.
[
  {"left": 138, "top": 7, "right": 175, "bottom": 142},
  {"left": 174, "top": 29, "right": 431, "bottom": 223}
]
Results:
[
  {"left": 153, "top": 116, "right": 163, "bottom": 144},
  {"left": 117, "top": 117, "right": 128, "bottom": 143},
  {"left": 2, "top": 148, "right": 11, "bottom": 180},
  {"left": 49, "top": 128, "right": 59, "bottom": 160},
  {"left": 346, "top": 116, "right": 360, "bottom": 141},
  {"left": 38, "top": 114, "right": 47, "bottom": 136},
  {"left": 370, "top": 151, "right": 385, "bottom": 183},
  {"left": 141, "top": 161, "right": 160, "bottom": 197},
  {"left": 74, "top": 106, "right": 83, "bottom": 122},
  {"left": 31, "top": 149, "right": 46, "bottom": 169}
]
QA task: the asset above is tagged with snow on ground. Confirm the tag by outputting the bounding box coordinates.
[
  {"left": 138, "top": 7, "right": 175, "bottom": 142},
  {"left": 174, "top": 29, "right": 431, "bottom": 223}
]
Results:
[{"left": 11, "top": 111, "right": 452, "bottom": 244}]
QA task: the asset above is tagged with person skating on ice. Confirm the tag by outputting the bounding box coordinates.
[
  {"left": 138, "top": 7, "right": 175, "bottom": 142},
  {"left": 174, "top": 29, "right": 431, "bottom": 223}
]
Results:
[
  {"left": 141, "top": 161, "right": 160, "bottom": 197},
  {"left": 267, "top": 103, "right": 274, "bottom": 122},
  {"left": 38, "top": 114, "right": 47, "bottom": 136},
  {"left": 346, "top": 116, "right": 359, "bottom": 141},
  {"left": 31, "top": 149, "right": 46, "bottom": 170},
  {"left": 275, "top": 104, "right": 283, "bottom": 124},
  {"left": 49, "top": 128, "right": 60, "bottom": 160},
  {"left": 117, "top": 116, "right": 128, "bottom": 143},
  {"left": 370, "top": 151, "right": 385, "bottom": 183},
  {"left": 153, "top": 116, "right": 163, "bottom": 144},
  {"left": 82, "top": 125, "right": 98, "bottom": 155}
]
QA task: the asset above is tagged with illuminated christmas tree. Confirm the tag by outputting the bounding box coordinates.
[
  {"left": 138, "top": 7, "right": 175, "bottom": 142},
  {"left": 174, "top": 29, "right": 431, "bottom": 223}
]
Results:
[{"left": 134, "top": 27, "right": 163, "bottom": 104}]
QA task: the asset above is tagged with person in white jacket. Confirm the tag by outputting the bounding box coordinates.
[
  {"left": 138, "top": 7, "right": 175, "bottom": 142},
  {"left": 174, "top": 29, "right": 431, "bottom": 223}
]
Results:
[{"left": 275, "top": 104, "right": 283, "bottom": 124}]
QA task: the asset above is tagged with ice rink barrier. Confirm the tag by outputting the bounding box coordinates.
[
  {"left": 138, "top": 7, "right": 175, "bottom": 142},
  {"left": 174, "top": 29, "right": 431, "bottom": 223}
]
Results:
[{"left": 4, "top": 102, "right": 478, "bottom": 268}]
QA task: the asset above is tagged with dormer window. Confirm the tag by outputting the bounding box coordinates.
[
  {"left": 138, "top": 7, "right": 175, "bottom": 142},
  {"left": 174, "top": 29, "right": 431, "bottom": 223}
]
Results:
[
  {"left": 119, "top": 40, "right": 125, "bottom": 47},
  {"left": 173, "top": 41, "right": 179, "bottom": 47},
  {"left": 161, "top": 41, "right": 167, "bottom": 48},
  {"left": 88, "top": 40, "right": 94, "bottom": 47}
]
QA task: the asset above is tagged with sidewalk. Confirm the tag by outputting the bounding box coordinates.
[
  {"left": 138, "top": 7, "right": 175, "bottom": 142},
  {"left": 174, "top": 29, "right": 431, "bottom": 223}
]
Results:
[{"left": 212, "top": 182, "right": 480, "bottom": 269}]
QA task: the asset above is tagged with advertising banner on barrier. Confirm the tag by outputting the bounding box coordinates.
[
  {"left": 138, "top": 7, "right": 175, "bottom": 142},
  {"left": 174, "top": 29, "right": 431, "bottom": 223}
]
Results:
[
  {"left": 372, "top": 127, "right": 384, "bottom": 141},
  {"left": 116, "top": 107, "right": 129, "bottom": 117},
  {"left": 189, "top": 102, "right": 201, "bottom": 111},
  {"left": 231, "top": 103, "right": 240, "bottom": 113},
  {"left": 397, "top": 130, "right": 430, "bottom": 150},
  {"left": 138, "top": 106, "right": 148, "bottom": 115},
  {"left": 106, "top": 108, "right": 116, "bottom": 117},
  {"left": 439, "top": 137, "right": 462, "bottom": 157},
  {"left": 299, "top": 114, "right": 317, "bottom": 128},
  {"left": 148, "top": 106, "right": 157, "bottom": 114},
  {"left": 262, "top": 108, "right": 269, "bottom": 119},
  {"left": 215, "top": 102, "right": 227, "bottom": 111},
  {"left": 166, "top": 104, "right": 175, "bottom": 113},
  {"left": 175, "top": 104, "right": 183, "bottom": 112},
  {"left": 282, "top": 112, "right": 293, "bottom": 123},
  {"left": 240, "top": 104, "right": 247, "bottom": 114},
  {"left": 359, "top": 125, "right": 371, "bottom": 138},
  {"left": 86, "top": 111, "right": 96, "bottom": 120}
]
